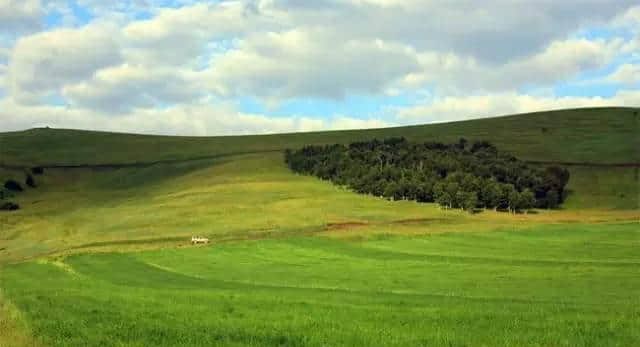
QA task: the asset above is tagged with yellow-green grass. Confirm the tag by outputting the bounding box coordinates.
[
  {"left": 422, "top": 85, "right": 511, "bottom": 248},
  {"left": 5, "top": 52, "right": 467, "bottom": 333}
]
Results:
[
  {"left": 0, "top": 152, "right": 476, "bottom": 264},
  {"left": 1, "top": 152, "right": 638, "bottom": 265},
  {"left": 1, "top": 107, "right": 638, "bottom": 166}
]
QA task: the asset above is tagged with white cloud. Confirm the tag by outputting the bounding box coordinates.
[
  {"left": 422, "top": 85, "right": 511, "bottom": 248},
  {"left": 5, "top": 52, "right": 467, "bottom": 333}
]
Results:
[
  {"left": 7, "top": 23, "right": 122, "bottom": 103},
  {"left": 608, "top": 63, "right": 640, "bottom": 85},
  {"left": 0, "top": 98, "right": 391, "bottom": 136},
  {"left": 63, "top": 64, "right": 202, "bottom": 113},
  {"left": 267, "top": 0, "right": 637, "bottom": 63},
  {"left": 205, "top": 29, "right": 420, "bottom": 102},
  {"left": 122, "top": 1, "right": 281, "bottom": 66},
  {"left": 327, "top": 116, "right": 389, "bottom": 130},
  {"left": 402, "top": 38, "right": 622, "bottom": 94},
  {"left": 0, "top": 0, "right": 43, "bottom": 34},
  {"left": 393, "top": 90, "right": 640, "bottom": 123},
  {"left": 0, "top": 45, "right": 8, "bottom": 90},
  {"left": 0, "top": 0, "right": 637, "bottom": 135},
  {"left": 613, "top": 5, "right": 640, "bottom": 33},
  {"left": 0, "top": 66, "right": 6, "bottom": 90}
]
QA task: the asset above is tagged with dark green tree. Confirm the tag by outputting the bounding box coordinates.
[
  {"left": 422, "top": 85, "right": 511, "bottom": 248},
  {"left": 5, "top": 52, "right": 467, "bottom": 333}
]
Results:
[
  {"left": 4, "top": 180, "right": 23, "bottom": 192},
  {"left": 284, "top": 138, "right": 569, "bottom": 213},
  {"left": 25, "top": 174, "right": 36, "bottom": 188},
  {"left": 461, "top": 191, "right": 478, "bottom": 213}
]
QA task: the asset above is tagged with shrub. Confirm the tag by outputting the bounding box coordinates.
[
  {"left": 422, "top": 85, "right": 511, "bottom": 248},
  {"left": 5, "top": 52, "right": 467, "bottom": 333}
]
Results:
[
  {"left": 0, "top": 202, "right": 19, "bottom": 211},
  {"left": 4, "top": 180, "right": 23, "bottom": 192},
  {"left": 0, "top": 189, "right": 13, "bottom": 200},
  {"left": 31, "top": 167, "right": 44, "bottom": 175},
  {"left": 25, "top": 174, "right": 36, "bottom": 188}
]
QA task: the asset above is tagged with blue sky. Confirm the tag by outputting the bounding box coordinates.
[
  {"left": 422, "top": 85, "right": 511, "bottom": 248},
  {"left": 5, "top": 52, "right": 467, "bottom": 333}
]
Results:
[{"left": 0, "top": 0, "right": 638, "bottom": 135}]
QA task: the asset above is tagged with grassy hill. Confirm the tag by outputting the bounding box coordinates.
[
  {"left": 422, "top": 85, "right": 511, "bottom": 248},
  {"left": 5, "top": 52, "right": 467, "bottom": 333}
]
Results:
[
  {"left": 0, "top": 107, "right": 637, "bottom": 263},
  {"left": 0, "top": 107, "right": 639, "bottom": 346},
  {"left": 1, "top": 107, "right": 638, "bottom": 166}
]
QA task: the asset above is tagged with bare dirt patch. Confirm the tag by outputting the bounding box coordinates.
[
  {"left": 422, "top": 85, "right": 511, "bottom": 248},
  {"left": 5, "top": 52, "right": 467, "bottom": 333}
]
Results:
[
  {"left": 326, "top": 222, "right": 369, "bottom": 231},
  {"left": 325, "top": 217, "right": 457, "bottom": 232}
]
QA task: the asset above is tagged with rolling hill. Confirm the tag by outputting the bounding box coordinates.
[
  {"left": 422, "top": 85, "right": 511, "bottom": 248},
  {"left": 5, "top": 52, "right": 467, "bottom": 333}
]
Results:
[
  {"left": 0, "top": 107, "right": 639, "bottom": 346},
  {"left": 0, "top": 106, "right": 638, "bottom": 263},
  {"left": 1, "top": 107, "right": 638, "bottom": 166},
  {"left": 0, "top": 106, "right": 637, "bottom": 264}
]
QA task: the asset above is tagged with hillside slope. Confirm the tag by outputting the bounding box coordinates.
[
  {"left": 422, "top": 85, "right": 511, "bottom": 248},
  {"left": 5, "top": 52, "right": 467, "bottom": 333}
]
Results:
[
  {"left": 1, "top": 107, "right": 638, "bottom": 166},
  {"left": 0, "top": 107, "right": 638, "bottom": 264}
]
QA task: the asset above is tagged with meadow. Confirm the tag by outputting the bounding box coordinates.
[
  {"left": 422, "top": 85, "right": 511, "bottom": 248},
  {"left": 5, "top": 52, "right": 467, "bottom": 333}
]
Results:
[
  {"left": 0, "top": 107, "right": 638, "bottom": 346},
  {"left": 2, "top": 224, "right": 639, "bottom": 346}
]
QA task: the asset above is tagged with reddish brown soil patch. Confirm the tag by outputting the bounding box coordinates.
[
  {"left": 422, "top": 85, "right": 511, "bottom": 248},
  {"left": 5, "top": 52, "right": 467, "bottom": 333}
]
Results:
[
  {"left": 390, "top": 218, "right": 431, "bottom": 224},
  {"left": 326, "top": 222, "right": 369, "bottom": 231},
  {"left": 327, "top": 218, "right": 449, "bottom": 231}
]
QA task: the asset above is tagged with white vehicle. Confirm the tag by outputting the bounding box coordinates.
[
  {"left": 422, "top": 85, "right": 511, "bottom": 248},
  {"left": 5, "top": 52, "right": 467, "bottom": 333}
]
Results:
[{"left": 191, "top": 236, "right": 210, "bottom": 245}]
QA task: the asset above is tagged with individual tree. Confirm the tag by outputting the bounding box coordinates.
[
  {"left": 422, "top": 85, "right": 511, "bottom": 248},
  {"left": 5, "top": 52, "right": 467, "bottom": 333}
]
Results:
[
  {"left": 435, "top": 192, "right": 452, "bottom": 209},
  {"left": 459, "top": 191, "right": 478, "bottom": 213},
  {"left": 25, "top": 174, "right": 36, "bottom": 188},
  {"left": 502, "top": 184, "right": 518, "bottom": 213},
  {"left": 545, "top": 190, "right": 559, "bottom": 209},
  {"left": 445, "top": 182, "right": 460, "bottom": 208},
  {"left": 519, "top": 188, "right": 535, "bottom": 213},
  {"left": 383, "top": 182, "right": 401, "bottom": 200},
  {"left": 434, "top": 182, "right": 452, "bottom": 209},
  {"left": 454, "top": 191, "right": 466, "bottom": 209},
  {"left": 480, "top": 178, "right": 501, "bottom": 210}
]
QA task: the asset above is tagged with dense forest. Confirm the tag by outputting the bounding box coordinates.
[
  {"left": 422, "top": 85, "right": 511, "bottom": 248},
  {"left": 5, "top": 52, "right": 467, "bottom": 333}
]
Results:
[{"left": 285, "top": 138, "right": 569, "bottom": 213}]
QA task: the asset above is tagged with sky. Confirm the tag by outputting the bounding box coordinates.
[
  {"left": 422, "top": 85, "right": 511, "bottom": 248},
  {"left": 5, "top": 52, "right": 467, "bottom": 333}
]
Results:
[{"left": 0, "top": 0, "right": 638, "bottom": 136}]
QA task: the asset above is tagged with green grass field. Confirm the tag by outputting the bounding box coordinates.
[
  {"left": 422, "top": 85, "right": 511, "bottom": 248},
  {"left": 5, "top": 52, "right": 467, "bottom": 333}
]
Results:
[
  {"left": 1, "top": 107, "right": 639, "bottom": 346},
  {"left": 2, "top": 224, "right": 639, "bottom": 346}
]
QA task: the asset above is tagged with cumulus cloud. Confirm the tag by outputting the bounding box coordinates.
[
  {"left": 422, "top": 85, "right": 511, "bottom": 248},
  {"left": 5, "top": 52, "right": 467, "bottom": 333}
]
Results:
[
  {"left": 122, "top": 1, "right": 282, "bottom": 66},
  {"left": 63, "top": 64, "right": 203, "bottom": 113},
  {"left": 0, "top": 98, "right": 390, "bottom": 135},
  {"left": 613, "top": 5, "right": 640, "bottom": 33},
  {"left": 0, "top": 65, "right": 6, "bottom": 90},
  {"left": 205, "top": 29, "right": 420, "bottom": 103},
  {"left": 0, "top": 45, "right": 8, "bottom": 90},
  {"left": 7, "top": 23, "right": 122, "bottom": 103},
  {"left": 402, "top": 38, "right": 623, "bottom": 94},
  {"left": 0, "top": 0, "right": 638, "bottom": 135},
  {"left": 393, "top": 90, "right": 640, "bottom": 123},
  {"left": 0, "top": 0, "right": 43, "bottom": 34},
  {"left": 608, "top": 64, "right": 640, "bottom": 85},
  {"left": 266, "top": 0, "right": 637, "bottom": 63}
]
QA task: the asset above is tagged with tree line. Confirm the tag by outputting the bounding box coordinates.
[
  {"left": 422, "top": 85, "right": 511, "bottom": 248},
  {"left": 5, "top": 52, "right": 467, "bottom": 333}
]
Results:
[{"left": 285, "top": 138, "right": 569, "bottom": 213}]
